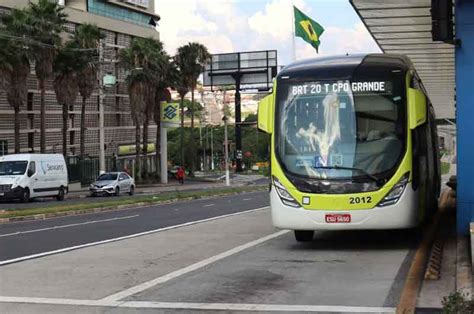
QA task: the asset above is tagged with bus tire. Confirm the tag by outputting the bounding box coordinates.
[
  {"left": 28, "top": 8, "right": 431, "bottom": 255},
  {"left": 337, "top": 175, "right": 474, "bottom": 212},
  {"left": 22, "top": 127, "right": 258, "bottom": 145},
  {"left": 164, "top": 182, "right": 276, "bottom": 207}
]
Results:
[{"left": 294, "top": 230, "right": 314, "bottom": 242}]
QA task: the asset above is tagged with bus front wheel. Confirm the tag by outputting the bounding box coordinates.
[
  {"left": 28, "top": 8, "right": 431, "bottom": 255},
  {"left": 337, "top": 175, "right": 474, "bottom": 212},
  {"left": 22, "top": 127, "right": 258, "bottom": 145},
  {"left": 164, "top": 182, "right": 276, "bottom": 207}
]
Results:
[{"left": 294, "top": 230, "right": 314, "bottom": 242}]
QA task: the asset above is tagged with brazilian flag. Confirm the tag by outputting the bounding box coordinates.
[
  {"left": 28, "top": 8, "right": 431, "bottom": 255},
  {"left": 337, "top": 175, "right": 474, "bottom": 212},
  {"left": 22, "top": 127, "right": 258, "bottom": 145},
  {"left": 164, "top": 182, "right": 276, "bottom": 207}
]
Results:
[{"left": 294, "top": 6, "right": 324, "bottom": 53}]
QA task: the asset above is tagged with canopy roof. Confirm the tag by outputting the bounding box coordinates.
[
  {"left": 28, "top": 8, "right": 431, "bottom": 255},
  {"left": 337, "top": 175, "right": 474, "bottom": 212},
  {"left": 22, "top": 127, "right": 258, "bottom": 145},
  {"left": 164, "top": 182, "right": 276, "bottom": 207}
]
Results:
[{"left": 350, "top": 0, "right": 455, "bottom": 119}]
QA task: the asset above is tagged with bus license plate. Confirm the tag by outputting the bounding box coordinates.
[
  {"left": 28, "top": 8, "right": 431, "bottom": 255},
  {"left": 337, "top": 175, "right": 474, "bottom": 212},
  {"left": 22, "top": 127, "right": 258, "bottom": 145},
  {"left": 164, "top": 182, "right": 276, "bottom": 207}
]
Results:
[{"left": 325, "top": 214, "right": 351, "bottom": 223}]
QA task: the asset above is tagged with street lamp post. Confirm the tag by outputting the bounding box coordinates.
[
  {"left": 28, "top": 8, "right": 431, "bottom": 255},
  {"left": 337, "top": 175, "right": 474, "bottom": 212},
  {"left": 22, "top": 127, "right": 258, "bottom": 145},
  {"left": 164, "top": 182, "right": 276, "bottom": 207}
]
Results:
[
  {"left": 223, "top": 116, "right": 230, "bottom": 186},
  {"left": 98, "top": 41, "right": 105, "bottom": 175}
]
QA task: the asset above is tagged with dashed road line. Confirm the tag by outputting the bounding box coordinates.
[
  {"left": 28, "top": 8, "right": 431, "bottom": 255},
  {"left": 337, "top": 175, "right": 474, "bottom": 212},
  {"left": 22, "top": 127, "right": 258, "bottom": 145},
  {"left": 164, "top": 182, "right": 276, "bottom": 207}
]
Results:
[
  {"left": 203, "top": 203, "right": 215, "bottom": 207},
  {"left": 0, "top": 215, "right": 139, "bottom": 238},
  {"left": 100, "top": 229, "right": 289, "bottom": 302},
  {"left": 0, "top": 206, "right": 269, "bottom": 266}
]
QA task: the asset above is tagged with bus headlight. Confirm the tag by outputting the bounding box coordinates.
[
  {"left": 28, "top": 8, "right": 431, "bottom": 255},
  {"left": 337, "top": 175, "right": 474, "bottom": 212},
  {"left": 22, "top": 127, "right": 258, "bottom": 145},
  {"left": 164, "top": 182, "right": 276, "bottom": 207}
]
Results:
[
  {"left": 273, "top": 176, "right": 301, "bottom": 208},
  {"left": 377, "top": 173, "right": 409, "bottom": 207}
]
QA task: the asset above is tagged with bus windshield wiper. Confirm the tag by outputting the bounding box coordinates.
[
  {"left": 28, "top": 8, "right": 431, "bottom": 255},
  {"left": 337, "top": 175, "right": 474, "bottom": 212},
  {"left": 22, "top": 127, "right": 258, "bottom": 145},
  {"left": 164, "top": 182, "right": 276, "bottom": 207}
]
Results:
[{"left": 312, "top": 165, "right": 383, "bottom": 186}]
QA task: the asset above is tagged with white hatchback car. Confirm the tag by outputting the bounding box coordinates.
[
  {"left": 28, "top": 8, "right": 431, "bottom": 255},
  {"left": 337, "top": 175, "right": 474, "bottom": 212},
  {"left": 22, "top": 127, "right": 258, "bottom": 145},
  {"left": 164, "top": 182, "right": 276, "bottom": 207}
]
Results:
[{"left": 89, "top": 172, "right": 135, "bottom": 197}]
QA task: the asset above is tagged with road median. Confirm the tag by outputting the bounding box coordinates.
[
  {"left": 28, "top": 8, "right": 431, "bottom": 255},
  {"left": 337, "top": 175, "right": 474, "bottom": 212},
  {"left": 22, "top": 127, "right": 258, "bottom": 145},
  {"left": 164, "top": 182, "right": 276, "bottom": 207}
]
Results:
[{"left": 0, "top": 185, "right": 267, "bottom": 224}]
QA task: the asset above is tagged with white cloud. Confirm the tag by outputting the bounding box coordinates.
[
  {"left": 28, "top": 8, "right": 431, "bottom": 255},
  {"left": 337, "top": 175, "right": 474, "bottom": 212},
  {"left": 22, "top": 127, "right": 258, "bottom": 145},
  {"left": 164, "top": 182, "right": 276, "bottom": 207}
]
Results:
[
  {"left": 155, "top": 0, "right": 246, "bottom": 55},
  {"left": 248, "top": 0, "right": 308, "bottom": 42}
]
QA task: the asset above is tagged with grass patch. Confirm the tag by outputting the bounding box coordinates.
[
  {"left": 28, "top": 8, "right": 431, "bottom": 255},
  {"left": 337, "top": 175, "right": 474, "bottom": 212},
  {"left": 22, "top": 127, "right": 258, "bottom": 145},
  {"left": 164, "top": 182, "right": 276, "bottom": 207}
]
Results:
[
  {"left": 441, "top": 162, "right": 451, "bottom": 175},
  {"left": 0, "top": 186, "right": 267, "bottom": 219}
]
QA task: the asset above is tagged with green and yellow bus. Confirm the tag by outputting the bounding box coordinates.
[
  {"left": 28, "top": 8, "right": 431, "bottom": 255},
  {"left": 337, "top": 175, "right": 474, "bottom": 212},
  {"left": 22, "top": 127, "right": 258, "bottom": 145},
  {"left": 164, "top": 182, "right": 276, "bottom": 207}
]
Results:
[{"left": 258, "top": 54, "right": 441, "bottom": 242}]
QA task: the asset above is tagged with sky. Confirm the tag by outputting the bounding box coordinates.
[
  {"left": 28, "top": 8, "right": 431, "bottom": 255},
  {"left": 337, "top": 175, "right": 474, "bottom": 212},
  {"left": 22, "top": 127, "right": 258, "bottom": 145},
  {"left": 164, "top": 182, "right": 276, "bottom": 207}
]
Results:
[{"left": 154, "top": 0, "right": 381, "bottom": 66}]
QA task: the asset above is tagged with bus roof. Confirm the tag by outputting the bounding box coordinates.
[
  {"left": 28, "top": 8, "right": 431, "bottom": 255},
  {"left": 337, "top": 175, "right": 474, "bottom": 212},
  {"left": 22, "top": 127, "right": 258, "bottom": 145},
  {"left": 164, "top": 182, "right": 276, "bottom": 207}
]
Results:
[{"left": 278, "top": 53, "right": 414, "bottom": 79}]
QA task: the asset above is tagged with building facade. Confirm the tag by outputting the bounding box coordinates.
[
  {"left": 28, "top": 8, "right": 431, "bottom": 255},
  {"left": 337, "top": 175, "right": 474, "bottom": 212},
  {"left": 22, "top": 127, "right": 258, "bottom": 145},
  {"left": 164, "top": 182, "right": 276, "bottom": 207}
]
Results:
[{"left": 0, "top": 0, "right": 160, "bottom": 158}]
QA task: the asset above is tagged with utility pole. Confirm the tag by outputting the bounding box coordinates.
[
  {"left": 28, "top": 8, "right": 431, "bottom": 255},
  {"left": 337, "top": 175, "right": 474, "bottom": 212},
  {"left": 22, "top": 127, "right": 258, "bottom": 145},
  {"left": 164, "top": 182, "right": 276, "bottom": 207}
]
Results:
[
  {"left": 210, "top": 126, "right": 214, "bottom": 170},
  {"left": 223, "top": 116, "right": 230, "bottom": 186},
  {"left": 234, "top": 74, "right": 243, "bottom": 173},
  {"left": 98, "top": 40, "right": 105, "bottom": 175}
]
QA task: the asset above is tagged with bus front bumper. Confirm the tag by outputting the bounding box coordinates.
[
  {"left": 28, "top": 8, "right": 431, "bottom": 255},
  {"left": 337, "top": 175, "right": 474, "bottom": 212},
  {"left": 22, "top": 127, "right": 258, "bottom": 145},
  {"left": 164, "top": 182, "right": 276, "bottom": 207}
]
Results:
[{"left": 270, "top": 182, "right": 420, "bottom": 230}]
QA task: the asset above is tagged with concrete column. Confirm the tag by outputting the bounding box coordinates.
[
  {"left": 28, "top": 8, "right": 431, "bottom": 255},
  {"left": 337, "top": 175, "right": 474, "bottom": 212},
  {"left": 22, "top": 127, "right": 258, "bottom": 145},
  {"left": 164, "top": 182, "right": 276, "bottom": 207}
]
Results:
[{"left": 456, "top": 1, "right": 474, "bottom": 234}]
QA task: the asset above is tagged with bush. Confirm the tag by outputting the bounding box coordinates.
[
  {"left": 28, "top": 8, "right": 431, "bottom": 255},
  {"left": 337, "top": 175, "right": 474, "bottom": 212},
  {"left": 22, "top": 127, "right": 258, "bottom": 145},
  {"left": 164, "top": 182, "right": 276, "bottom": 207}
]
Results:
[{"left": 442, "top": 291, "right": 474, "bottom": 313}]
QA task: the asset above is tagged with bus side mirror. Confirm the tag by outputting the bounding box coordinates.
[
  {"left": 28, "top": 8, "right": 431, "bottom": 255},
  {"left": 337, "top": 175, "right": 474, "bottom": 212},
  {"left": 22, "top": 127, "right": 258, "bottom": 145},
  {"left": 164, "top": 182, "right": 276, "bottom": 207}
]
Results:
[
  {"left": 408, "top": 88, "right": 427, "bottom": 129},
  {"left": 258, "top": 94, "right": 274, "bottom": 134}
]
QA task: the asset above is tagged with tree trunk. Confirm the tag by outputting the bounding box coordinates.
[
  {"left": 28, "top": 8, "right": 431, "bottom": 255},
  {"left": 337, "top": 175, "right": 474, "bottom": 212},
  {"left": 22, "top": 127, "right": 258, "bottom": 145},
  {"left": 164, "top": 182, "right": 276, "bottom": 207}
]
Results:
[
  {"left": 180, "top": 96, "right": 185, "bottom": 168},
  {"left": 14, "top": 106, "right": 20, "bottom": 154},
  {"left": 62, "top": 104, "right": 68, "bottom": 157},
  {"left": 189, "top": 89, "right": 195, "bottom": 175},
  {"left": 39, "top": 80, "right": 46, "bottom": 153},
  {"left": 142, "top": 115, "right": 149, "bottom": 177},
  {"left": 80, "top": 95, "right": 86, "bottom": 159},
  {"left": 135, "top": 122, "right": 141, "bottom": 182}
]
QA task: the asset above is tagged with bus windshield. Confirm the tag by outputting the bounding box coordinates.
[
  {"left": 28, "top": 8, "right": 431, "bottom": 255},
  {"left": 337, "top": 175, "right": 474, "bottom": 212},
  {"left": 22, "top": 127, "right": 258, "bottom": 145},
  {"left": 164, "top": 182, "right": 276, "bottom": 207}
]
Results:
[
  {"left": 0, "top": 161, "right": 28, "bottom": 176},
  {"left": 276, "top": 74, "right": 406, "bottom": 181}
]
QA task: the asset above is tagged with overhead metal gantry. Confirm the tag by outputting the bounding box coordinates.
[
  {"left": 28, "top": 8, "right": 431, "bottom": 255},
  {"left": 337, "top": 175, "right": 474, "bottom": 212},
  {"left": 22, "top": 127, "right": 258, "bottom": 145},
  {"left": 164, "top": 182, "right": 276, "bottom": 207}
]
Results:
[{"left": 350, "top": 0, "right": 455, "bottom": 119}]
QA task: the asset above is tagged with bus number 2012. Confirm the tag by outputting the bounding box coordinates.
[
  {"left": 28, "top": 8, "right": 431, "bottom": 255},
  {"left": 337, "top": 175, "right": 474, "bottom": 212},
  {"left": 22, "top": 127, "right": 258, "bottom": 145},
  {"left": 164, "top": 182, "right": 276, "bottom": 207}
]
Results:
[{"left": 349, "top": 196, "right": 372, "bottom": 204}]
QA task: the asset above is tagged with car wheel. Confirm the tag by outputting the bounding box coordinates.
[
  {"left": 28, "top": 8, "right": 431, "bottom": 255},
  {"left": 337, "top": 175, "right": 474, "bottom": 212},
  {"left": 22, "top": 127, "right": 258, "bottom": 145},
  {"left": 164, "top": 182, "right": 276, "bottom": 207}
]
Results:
[
  {"left": 115, "top": 186, "right": 120, "bottom": 197},
  {"left": 294, "top": 230, "right": 314, "bottom": 242},
  {"left": 129, "top": 185, "right": 135, "bottom": 196},
  {"left": 56, "top": 187, "right": 65, "bottom": 201},
  {"left": 21, "top": 188, "right": 30, "bottom": 203}
]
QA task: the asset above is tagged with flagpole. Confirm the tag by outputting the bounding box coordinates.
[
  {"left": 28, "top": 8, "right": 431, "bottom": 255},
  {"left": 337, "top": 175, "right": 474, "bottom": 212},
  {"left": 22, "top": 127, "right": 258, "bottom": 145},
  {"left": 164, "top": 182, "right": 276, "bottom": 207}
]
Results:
[{"left": 291, "top": 1, "right": 296, "bottom": 62}]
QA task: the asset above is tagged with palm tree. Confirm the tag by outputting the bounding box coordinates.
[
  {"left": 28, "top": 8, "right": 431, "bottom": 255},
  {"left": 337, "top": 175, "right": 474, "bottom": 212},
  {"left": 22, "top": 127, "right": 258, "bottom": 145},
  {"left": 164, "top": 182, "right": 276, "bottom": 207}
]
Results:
[
  {"left": 26, "top": 0, "right": 67, "bottom": 153},
  {"left": 0, "top": 8, "right": 30, "bottom": 154},
  {"left": 119, "top": 37, "right": 168, "bottom": 180},
  {"left": 74, "top": 24, "right": 103, "bottom": 160},
  {"left": 175, "top": 42, "right": 210, "bottom": 174},
  {"left": 53, "top": 41, "right": 81, "bottom": 157}
]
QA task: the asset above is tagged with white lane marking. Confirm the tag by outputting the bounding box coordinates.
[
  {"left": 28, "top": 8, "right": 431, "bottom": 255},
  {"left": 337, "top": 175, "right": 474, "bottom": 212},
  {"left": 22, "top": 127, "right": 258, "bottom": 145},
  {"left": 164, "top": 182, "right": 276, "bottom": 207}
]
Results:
[
  {"left": 0, "top": 297, "right": 396, "bottom": 313},
  {"left": 203, "top": 203, "right": 215, "bottom": 207},
  {"left": 243, "top": 198, "right": 252, "bottom": 201},
  {"left": 0, "top": 207, "right": 269, "bottom": 266},
  {"left": 0, "top": 215, "right": 139, "bottom": 238},
  {"left": 100, "top": 229, "right": 289, "bottom": 302}
]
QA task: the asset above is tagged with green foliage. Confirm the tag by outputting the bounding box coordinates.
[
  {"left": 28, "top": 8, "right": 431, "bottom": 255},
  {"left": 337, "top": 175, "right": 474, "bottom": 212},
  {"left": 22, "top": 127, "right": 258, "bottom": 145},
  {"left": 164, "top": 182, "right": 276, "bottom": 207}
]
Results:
[
  {"left": 167, "top": 125, "right": 270, "bottom": 170},
  {"left": 441, "top": 162, "right": 451, "bottom": 175},
  {"left": 442, "top": 291, "right": 474, "bottom": 313}
]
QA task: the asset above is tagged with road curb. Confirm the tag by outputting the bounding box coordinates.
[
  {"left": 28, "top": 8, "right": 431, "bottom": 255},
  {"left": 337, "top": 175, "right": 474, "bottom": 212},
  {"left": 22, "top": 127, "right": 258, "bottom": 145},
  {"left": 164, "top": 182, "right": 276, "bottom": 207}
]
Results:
[
  {"left": 397, "top": 189, "right": 452, "bottom": 312},
  {"left": 0, "top": 187, "right": 267, "bottom": 224}
]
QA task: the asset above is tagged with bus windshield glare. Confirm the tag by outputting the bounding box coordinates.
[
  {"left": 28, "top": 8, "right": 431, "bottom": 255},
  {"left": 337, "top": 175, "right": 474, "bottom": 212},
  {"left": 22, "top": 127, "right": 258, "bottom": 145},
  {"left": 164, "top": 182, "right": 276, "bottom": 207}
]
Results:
[{"left": 276, "top": 73, "right": 406, "bottom": 182}]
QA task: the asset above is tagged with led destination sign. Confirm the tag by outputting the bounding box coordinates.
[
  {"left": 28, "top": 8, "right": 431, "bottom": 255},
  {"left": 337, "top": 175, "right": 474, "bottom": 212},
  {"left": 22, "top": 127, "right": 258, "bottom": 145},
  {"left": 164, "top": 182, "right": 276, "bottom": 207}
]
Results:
[{"left": 291, "top": 81, "right": 388, "bottom": 96}]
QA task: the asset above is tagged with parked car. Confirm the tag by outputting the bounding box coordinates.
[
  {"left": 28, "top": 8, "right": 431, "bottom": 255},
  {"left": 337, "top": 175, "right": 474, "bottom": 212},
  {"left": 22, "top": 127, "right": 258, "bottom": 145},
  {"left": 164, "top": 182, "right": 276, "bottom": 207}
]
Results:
[
  {"left": 0, "top": 154, "right": 68, "bottom": 202},
  {"left": 89, "top": 172, "right": 135, "bottom": 197}
]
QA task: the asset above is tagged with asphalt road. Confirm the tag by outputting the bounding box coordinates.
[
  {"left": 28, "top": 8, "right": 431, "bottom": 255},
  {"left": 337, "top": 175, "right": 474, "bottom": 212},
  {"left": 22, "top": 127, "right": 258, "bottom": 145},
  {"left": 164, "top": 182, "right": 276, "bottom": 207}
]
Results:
[
  {"left": 0, "top": 205, "right": 420, "bottom": 313},
  {"left": 0, "top": 181, "right": 253, "bottom": 210},
  {"left": 0, "top": 191, "right": 269, "bottom": 263}
]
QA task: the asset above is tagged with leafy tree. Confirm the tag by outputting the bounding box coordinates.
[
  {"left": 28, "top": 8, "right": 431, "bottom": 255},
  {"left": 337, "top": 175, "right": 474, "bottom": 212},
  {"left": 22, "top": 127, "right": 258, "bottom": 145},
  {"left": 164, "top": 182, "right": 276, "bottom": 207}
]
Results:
[
  {"left": 175, "top": 42, "right": 210, "bottom": 174},
  {"left": 26, "top": 0, "right": 67, "bottom": 153},
  {"left": 0, "top": 8, "right": 31, "bottom": 153},
  {"left": 119, "top": 37, "right": 168, "bottom": 179},
  {"left": 53, "top": 41, "right": 82, "bottom": 157},
  {"left": 74, "top": 24, "right": 103, "bottom": 160}
]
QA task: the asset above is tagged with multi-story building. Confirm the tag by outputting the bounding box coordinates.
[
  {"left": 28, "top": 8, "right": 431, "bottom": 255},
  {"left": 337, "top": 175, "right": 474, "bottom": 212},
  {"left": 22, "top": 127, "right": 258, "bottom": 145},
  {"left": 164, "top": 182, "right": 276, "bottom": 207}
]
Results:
[{"left": 0, "top": 0, "right": 160, "bottom": 158}]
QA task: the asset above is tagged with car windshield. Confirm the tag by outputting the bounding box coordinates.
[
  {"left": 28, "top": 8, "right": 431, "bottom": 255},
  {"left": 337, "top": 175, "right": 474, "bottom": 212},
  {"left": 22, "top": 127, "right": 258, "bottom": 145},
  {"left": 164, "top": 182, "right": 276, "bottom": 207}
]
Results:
[
  {"left": 97, "top": 173, "right": 118, "bottom": 181},
  {"left": 0, "top": 161, "right": 28, "bottom": 176},
  {"left": 276, "top": 71, "right": 405, "bottom": 180}
]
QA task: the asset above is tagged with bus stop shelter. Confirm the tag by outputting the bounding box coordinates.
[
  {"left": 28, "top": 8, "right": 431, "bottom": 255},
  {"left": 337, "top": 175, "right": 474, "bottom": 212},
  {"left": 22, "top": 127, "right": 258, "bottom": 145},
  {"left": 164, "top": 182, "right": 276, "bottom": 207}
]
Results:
[{"left": 350, "top": 0, "right": 474, "bottom": 234}]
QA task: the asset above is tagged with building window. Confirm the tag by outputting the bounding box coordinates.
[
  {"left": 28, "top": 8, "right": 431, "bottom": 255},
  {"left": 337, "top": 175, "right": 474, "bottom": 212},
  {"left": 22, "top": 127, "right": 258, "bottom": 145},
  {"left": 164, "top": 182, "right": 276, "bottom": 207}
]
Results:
[
  {"left": 28, "top": 133, "right": 34, "bottom": 153},
  {"left": 0, "top": 140, "right": 7, "bottom": 156},
  {"left": 87, "top": 0, "right": 152, "bottom": 27}
]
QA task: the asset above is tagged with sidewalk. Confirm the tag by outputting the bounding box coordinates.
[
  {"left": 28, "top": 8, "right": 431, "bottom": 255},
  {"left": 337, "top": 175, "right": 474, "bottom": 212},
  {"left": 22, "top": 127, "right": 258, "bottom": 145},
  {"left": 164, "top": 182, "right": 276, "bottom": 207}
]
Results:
[{"left": 67, "top": 176, "right": 269, "bottom": 199}]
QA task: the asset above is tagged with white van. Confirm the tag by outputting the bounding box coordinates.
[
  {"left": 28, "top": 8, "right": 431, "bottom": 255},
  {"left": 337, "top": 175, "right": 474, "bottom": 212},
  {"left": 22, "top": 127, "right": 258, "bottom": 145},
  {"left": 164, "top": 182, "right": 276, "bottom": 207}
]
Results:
[{"left": 0, "top": 154, "right": 68, "bottom": 202}]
